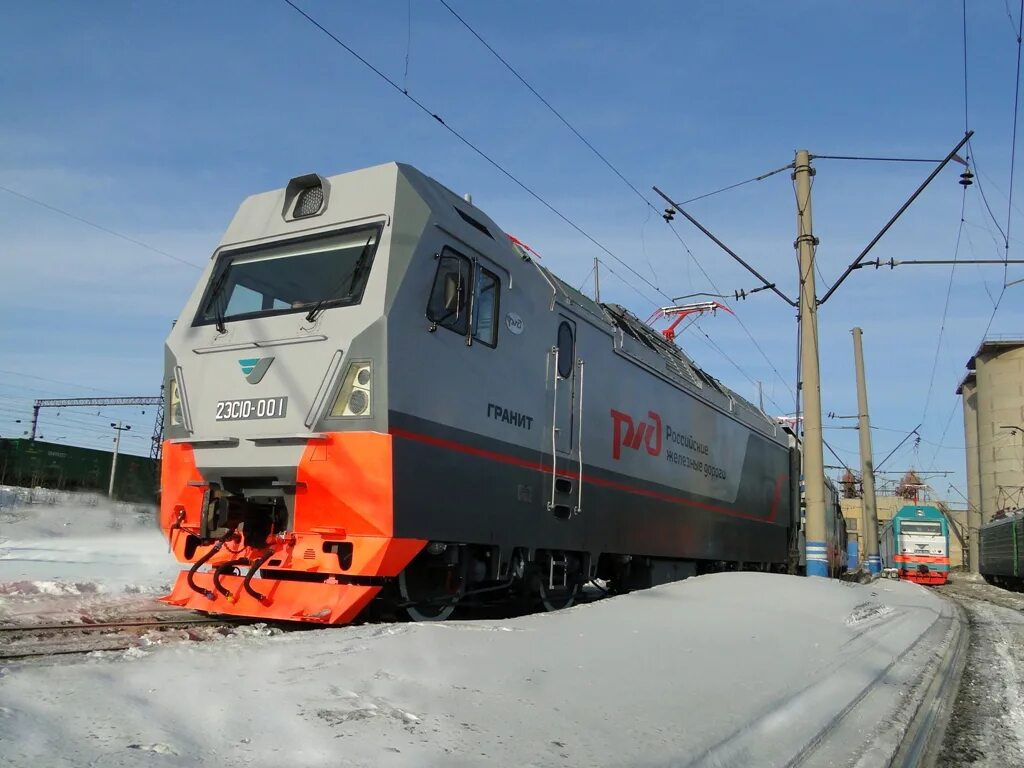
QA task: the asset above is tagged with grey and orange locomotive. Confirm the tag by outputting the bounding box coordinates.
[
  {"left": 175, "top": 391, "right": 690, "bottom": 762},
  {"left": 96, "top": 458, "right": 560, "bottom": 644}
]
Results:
[{"left": 159, "top": 163, "right": 844, "bottom": 624}]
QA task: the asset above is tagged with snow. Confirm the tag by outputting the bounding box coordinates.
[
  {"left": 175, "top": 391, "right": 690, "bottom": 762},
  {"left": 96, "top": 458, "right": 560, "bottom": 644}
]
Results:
[
  {"left": 0, "top": 543, "right": 955, "bottom": 768},
  {"left": 0, "top": 489, "right": 177, "bottom": 625},
  {"left": 937, "top": 575, "right": 1024, "bottom": 765}
]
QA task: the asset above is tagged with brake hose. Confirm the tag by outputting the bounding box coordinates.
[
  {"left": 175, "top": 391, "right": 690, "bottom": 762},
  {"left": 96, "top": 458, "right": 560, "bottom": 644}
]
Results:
[
  {"left": 212, "top": 558, "right": 252, "bottom": 602},
  {"left": 242, "top": 548, "right": 275, "bottom": 602},
  {"left": 186, "top": 536, "right": 230, "bottom": 601}
]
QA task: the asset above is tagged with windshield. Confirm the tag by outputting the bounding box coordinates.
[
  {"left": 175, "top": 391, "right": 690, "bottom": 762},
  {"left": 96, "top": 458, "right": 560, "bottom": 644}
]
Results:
[
  {"left": 900, "top": 521, "right": 942, "bottom": 534},
  {"left": 195, "top": 225, "right": 381, "bottom": 326}
]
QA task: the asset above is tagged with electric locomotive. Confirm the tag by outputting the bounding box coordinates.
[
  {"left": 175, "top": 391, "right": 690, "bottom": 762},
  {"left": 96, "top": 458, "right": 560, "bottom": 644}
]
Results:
[
  {"left": 979, "top": 509, "right": 1024, "bottom": 589},
  {"left": 159, "top": 163, "right": 803, "bottom": 624},
  {"left": 879, "top": 505, "right": 950, "bottom": 585}
]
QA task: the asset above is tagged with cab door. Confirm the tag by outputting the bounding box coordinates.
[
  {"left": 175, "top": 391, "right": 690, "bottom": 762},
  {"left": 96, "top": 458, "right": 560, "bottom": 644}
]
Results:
[
  {"left": 553, "top": 317, "right": 576, "bottom": 454},
  {"left": 545, "top": 316, "right": 579, "bottom": 518}
]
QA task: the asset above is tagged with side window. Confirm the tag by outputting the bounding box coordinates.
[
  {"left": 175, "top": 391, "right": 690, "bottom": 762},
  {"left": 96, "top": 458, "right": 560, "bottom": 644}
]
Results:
[
  {"left": 426, "top": 251, "right": 471, "bottom": 335},
  {"left": 473, "top": 267, "right": 499, "bottom": 347},
  {"left": 557, "top": 321, "right": 574, "bottom": 378}
]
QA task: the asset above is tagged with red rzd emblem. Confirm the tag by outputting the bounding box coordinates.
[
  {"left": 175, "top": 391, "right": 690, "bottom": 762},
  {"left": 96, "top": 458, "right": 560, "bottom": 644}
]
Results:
[{"left": 611, "top": 409, "right": 662, "bottom": 460}]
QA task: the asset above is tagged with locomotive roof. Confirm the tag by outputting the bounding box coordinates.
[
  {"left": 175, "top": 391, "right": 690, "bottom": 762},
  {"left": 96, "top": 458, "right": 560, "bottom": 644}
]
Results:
[{"left": 537, "top": 264, "right": 775, "bottom": 431}]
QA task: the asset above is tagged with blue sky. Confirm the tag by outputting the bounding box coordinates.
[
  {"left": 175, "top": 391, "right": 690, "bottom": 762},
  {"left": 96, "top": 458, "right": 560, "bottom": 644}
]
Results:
[{"left": 0, "top": 1, "right": 1021, "bottom": 504}]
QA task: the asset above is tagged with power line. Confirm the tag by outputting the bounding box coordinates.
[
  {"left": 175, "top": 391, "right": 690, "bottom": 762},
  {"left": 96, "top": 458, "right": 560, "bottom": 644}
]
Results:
[
  {"left": 280, "top": 0, "right": 664, "bottom": 301},
  {"left": 876, "top": 425, "right": 922, "bottom": 474},
  {"left": 0, "top": 185, "right": 202, "bottom": 270},
  {"left": 810, "top": 155, "right": 946, "bottom": 163},
  {"left": 675, "top": 164, "right": 792, "bottom": 206},
  {"left": 919, "top": 193, "right": 966, "bottom": 426},
  {"left": 968, "top": 142, "right": 1010, "bottom": 245},
  {"left": 917, "top": 4, "right": 971, "bottom": 438},
  {"left": 978, "top": 0, "right": 1024, "bottom": 337},
  {"left": 1005, "top": 0, "right": 1024, "bottom": 280},
  {"left": 0, "top": 369, "right": 130, "bottom": 396},
  {"left": 436, "top": 0, "right": 657, "bottom": 216},
  {"left": 963, "top": 0, "right": 970, "bottom": 135}
]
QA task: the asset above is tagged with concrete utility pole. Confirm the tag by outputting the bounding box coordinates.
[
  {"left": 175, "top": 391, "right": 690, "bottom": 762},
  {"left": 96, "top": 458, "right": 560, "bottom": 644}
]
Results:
[
  {"left": 794, "top": 150, "right": 829, "bottom": 577},
  {"left": 852, "top": 328, "right": 881, "bottom": 574},
  {"left": 108, "top": 421, "right": 131, "bottom": 499},
  {"left": 593, "top": 257, "right": 601, "bottom": 303}
]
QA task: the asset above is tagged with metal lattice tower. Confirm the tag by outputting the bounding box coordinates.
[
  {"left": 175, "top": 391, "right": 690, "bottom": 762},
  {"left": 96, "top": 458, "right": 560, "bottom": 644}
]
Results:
[
  {"left": 149, "top": 385, "right": 166, "bottom": 476},
  {"left": 31, "top": 396, "right": 164, "bottom": 443}
]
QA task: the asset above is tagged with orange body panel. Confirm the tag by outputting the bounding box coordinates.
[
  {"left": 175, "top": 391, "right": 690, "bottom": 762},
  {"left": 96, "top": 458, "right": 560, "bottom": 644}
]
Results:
[
  {"left": 894, "top": 554, "right": 950, "bottom": 585},
  {"left": 162, "top": 571, "right": 380, "bottom": 624},
  {"left": 892, "top": 554, "right": 950, "bottom": 565},
  {"left": 159, "top": 432, "right": 426, "bottom": 624},
  {"left": 899, "top": 569, "right": 949, "bottom": 585},
  {"left": 159, "top": 441, "right": 206, "bottom": 538}
]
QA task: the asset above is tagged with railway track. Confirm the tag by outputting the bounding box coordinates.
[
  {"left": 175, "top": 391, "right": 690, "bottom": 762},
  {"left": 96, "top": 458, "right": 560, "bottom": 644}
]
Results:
[{"left": 0, "top": 613, "right": 239, "bottom": 662}]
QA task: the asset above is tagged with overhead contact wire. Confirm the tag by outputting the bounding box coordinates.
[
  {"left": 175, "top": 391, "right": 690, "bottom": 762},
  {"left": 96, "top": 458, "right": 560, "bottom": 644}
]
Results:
[{"left": 280, "top": 0, "right": 664, "bottom": 300}]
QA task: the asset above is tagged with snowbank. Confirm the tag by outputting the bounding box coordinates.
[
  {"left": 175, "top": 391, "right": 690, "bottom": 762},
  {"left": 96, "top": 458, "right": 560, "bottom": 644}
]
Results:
[{"left": 0, "top": 572, "right": 953, "bottom": 767}]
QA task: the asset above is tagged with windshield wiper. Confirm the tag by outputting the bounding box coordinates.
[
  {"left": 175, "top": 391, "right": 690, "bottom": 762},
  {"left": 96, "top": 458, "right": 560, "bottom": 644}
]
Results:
[
  {"left": 305, "top": 234, "right": 375, "bottom": 324},
  {"left": 304, "top": 299, "right": 325, "bottom": 324},
  {"left": 208, "top": 271, "right": 230, "bottom": 333}
]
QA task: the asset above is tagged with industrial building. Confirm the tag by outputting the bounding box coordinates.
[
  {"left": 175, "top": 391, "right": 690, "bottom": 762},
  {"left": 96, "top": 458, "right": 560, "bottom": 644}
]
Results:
[
  {"left": 0, "top": 438, "right": 157, "bottom": 502},
  {"left": 958, "top": 338, "right": 1024, "bottom": 570}
]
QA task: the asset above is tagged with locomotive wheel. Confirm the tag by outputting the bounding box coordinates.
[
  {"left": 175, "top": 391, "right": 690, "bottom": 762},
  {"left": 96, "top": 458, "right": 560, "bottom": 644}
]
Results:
[
  {"left": 537, "top": 579, "right": 580, "bottom": 612},
  {"left": 532, "top": 553, "right": 582, "bottom": 612},
  {"left": 397, "top": 559, "right": 460, "bottom": 622}
]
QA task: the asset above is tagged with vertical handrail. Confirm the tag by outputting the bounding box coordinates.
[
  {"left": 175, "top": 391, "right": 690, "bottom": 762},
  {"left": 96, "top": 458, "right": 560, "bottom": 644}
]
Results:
[
  {"left": 575, "top": 359, "right": 584, "bottom": 514},
  {"left": 549, "top": 346, "right": 559, "bottom": 511}
]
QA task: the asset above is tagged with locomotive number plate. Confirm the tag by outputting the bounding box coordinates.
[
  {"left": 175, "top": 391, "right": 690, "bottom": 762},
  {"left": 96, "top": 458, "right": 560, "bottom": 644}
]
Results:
[{"left": 215, "top": 397, "right": 288, "bottom": 421}]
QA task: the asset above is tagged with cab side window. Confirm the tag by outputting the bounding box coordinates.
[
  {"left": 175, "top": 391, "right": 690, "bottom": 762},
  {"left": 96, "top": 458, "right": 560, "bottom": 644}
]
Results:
[
  {"left": 427, "top": 251, "right": 471, "bottom": 335},
  {"left": 473, "top": 267, "right": 499, "bottom": 347}
]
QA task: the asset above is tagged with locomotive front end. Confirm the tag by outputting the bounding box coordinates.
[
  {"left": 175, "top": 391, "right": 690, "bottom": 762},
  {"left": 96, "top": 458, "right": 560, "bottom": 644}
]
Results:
[{"left": 158, "top": 166, "right": 425, "bottom": 623}]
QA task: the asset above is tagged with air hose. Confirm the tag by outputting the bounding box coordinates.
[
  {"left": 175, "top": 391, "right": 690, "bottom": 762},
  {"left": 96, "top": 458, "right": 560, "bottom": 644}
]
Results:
[
  {"left": 242, "top": 548, "right": 275, "bottom": 603},
  {"left": 212, "top": 559, "right": 252, "bottom": 602},
  {"left": 186, "top": 537, "right": 228, "bottom": 601}
]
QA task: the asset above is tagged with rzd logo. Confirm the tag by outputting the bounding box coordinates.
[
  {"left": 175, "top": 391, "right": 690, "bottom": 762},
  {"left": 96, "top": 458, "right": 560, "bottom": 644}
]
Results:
[{"left": 611, "top": 409, "right": 662, "bottom": 460}]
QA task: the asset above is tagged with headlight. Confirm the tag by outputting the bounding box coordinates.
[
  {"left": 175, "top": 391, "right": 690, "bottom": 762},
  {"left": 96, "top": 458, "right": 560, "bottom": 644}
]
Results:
[
  {"left": 330, "top": 362, "right": 372, "bottom": 417},
  {"left": 168, "top": 378, "right": 183, "bottom": 426}
]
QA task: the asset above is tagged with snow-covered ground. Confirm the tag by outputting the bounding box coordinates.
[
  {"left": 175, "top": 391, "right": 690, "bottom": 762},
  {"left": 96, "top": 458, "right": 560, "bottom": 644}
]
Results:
[
  {"left": 0, "top": 489, "right": 177, "bottom": 624},
  {"left": 938, "top": 575, "right": 1024, "bottom": 766},
  {"left": 0, "top": 512, "right": 956, "bottom": 768}
]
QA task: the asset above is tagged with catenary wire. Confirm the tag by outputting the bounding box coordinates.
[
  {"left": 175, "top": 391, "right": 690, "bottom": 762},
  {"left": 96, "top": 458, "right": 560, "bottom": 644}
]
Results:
[
  {"left": 436, "top": 0, "right": 658, "bottom": 216},
  {"left": 978, "top": 0, "right": 1024, "bottom": 338},
  {"left": 665, "top": 223, "right": 797, "bottom": 405},
  {"left": 675, "top": 164, "right": 792, "bottom": 206},
  {"left": 0, "top": 185, "right": 201, "bottom": 270},
  {"left": 280, "top": 0, "right": 665, "bottom": 300},
  {"left": 810, "top": 155, "right": 945, "bottom": 163},
  {"left": 919, "top": 190, "right": 967, "bottom": 427}
]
